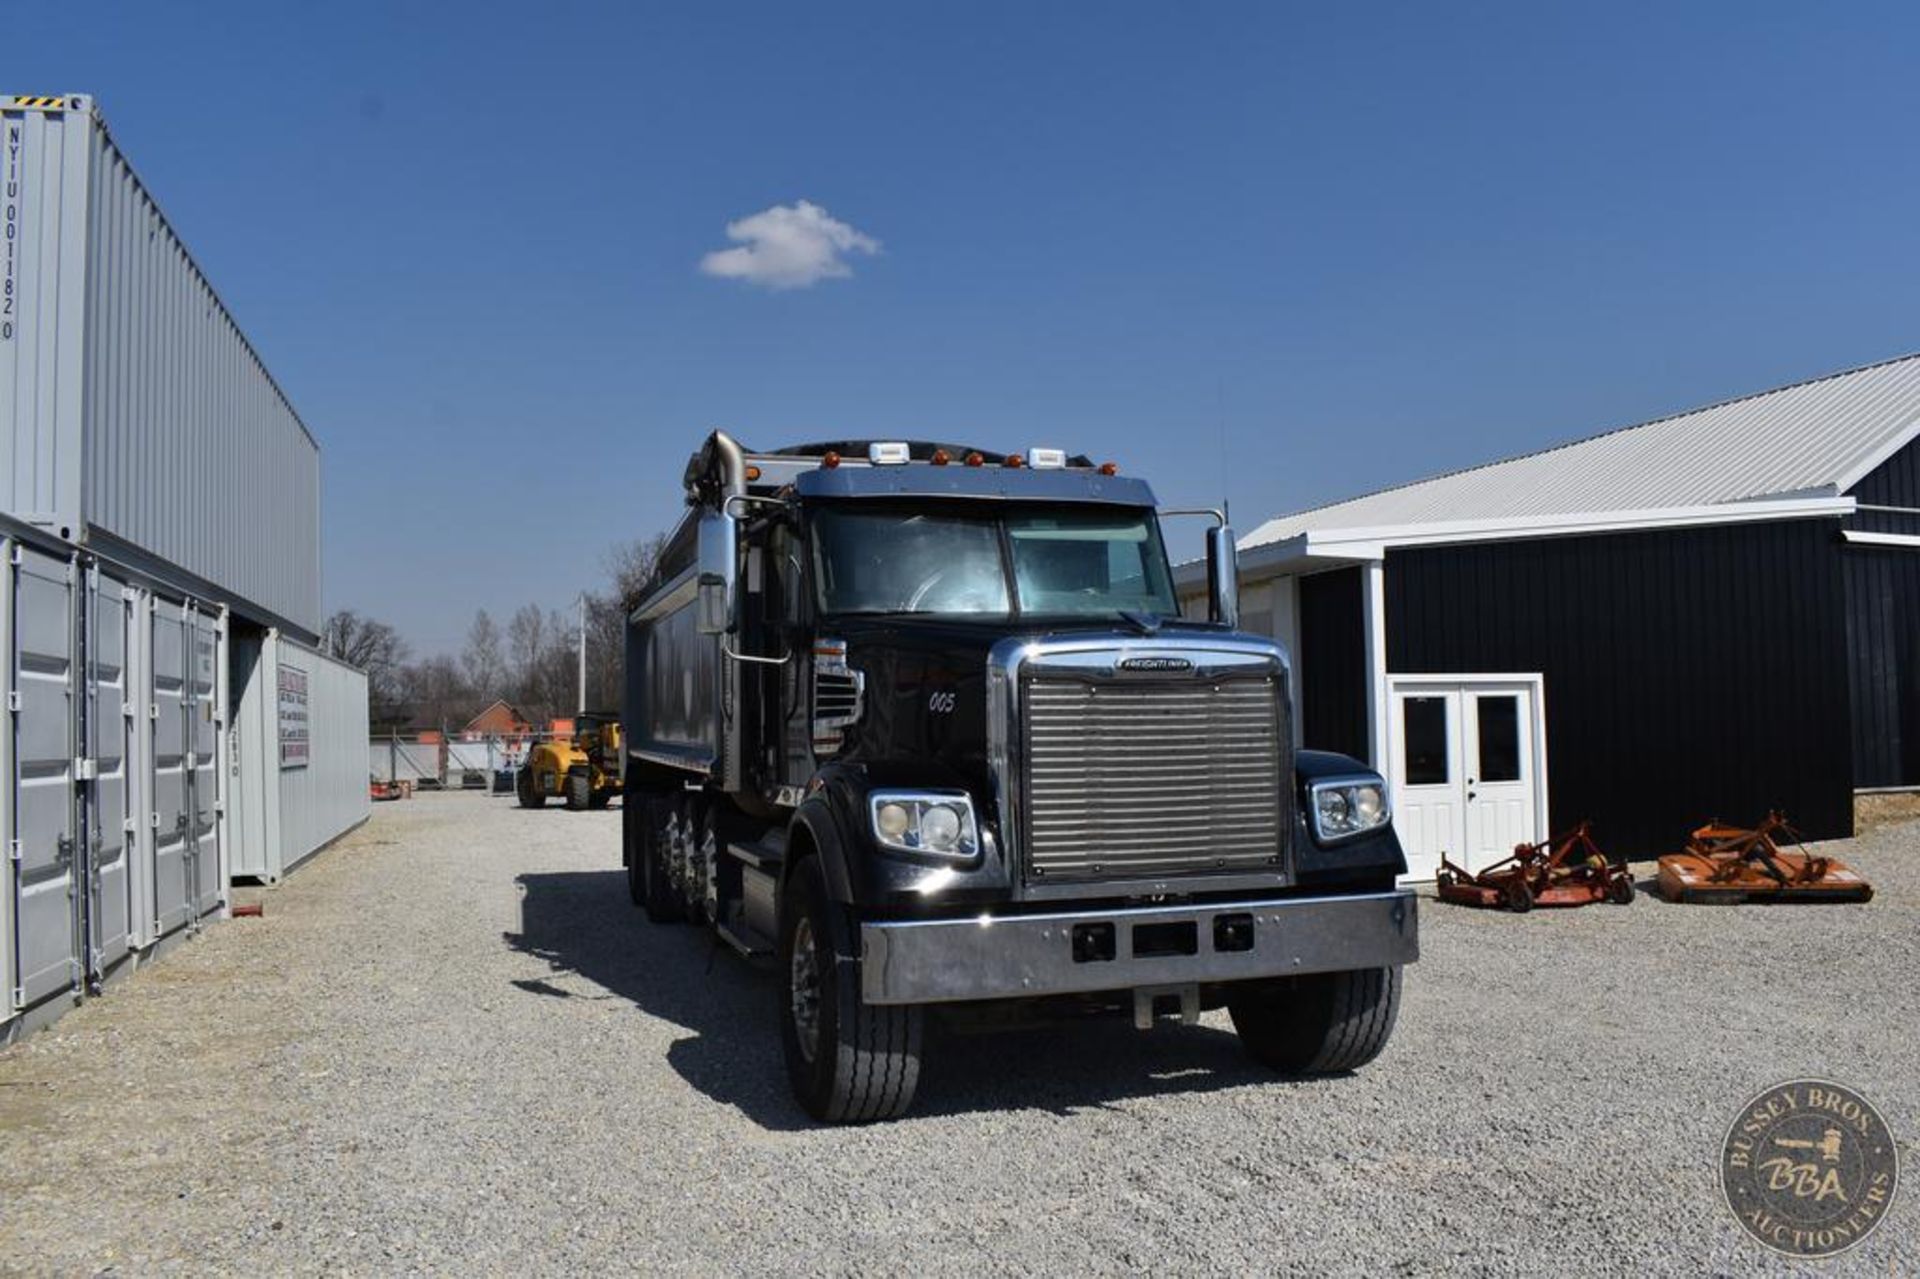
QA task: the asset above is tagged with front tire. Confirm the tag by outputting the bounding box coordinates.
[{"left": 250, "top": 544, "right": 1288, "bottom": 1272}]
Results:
[
  {"left": 1228, "top": 966, "right": 1402, "bottom": 1075},
  {"left": 778, "top": 857, "right": 922, "bottom": 1122},
  {"left": 516, "top": 767, "right": 544, "bottom": 809}
]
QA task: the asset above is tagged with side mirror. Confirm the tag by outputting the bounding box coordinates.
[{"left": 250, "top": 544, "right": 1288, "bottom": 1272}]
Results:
[
  {"left": 1206, "top": 524, "right": 1240, "bottom": 629},
  {"left": 696, "top": 512, "right": 737, "bottom": 636}
]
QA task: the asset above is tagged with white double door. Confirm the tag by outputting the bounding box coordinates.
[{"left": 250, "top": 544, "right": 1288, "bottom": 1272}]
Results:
[{"left": 1387, "top": 677, "right": 1545, "bottom": 881}]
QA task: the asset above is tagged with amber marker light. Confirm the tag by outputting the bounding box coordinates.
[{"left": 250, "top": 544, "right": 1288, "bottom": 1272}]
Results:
[
  {"left": 1004, "top": 453, "right": 1024, "bottom": 468},
  {"left": 931, "top": 449, "right": 951, "bottom": 466},
  {"left": 964, "top": 451, "right": 985, "bottom": 467},
  {"left": 745, "top": 464, "right": 763, "bottom": 481},
  {"left": 822, "top": 451, "right": 841, "bottom": 469},
  {"left": 1098, "top": 462, "right": 1118, "bottom": 476}
]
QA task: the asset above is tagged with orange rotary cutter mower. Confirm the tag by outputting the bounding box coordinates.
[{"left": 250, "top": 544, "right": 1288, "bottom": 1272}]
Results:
[
  {"left": 1435, "top": 821, "right": 1635, "bottom": 912},
  {"left": 1656, "top": 812, "right": 1872, "bottom": 904}
]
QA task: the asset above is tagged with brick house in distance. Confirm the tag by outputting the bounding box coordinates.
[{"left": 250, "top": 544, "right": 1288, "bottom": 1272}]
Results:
[{"left": 464, "top": 699, "right": 536, "bottom": 739}]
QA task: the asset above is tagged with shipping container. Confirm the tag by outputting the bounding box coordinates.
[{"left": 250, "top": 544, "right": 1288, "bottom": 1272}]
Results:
[
  {"left": 229, "top": 632, "right": 369, "bottom": 882},
  {"left": 1, "top": 94, "right": 320, "bottom": 637},
  {"left": 1, "top": 95, "right": 365, "bottom": 1041},
  {"left": 3, "top": 516, "right": 232, "bottom": 1036}
]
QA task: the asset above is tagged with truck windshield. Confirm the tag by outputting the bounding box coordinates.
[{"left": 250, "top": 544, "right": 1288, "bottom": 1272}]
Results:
[{"left": 811, "top": 506, "right": 1178, "bottom": 618}]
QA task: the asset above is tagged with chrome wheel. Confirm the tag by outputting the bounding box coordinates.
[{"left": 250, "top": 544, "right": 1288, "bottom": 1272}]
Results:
[
  {"left": 789, "top": 915, "right": 822, "bottom": 1064},
  {"left": 696, "top": 819, "right": 719, "bottom": 920},
  {"left": 660, "top": 810, "right": 683, "bottom": 894}
]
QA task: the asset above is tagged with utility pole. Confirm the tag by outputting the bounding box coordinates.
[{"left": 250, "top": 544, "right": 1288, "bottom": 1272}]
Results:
[{"left": 577, "top": 592, "right": 588, "bottom": 716}]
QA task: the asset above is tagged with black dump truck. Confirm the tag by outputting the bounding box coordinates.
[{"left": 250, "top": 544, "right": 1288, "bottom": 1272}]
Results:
[{"left": 622, "top": 434, "right": 1417, "bottom": 1121}]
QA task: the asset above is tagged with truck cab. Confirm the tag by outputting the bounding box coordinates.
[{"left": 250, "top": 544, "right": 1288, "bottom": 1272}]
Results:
[{"left": 623, "top": 433, "right": 1417, "bottom": 1121}]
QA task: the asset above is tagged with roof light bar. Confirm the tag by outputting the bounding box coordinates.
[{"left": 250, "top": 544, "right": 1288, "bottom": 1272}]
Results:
[
  {"left": 1027, "top": 447, "right": 1068, "bottom": 470},
  {"left": 868, "top": 441, "right": 911, "bottom": 466}
]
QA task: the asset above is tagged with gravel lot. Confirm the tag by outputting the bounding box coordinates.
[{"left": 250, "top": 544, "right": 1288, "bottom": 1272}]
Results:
[{"left": 2, "top": 793, "right": 1914, "bottom": 1274}]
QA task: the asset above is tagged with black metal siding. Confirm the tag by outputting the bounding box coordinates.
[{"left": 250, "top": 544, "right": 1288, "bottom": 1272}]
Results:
[
  {"left": 1850, "top": 433, "right": 1920, "bottom": 535},
  {"left": 1297, "top": 567, "right": 1369, "bottom": 761},
  {"left": 1386, "top": 520, "right": 1853, "bottom": 858},
  {"left": 1846, "top": 433, "right": 1920, "bottom": 785}
]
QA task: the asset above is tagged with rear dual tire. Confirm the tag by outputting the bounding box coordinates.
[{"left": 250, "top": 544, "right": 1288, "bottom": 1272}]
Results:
[
  {"left": 632, "top": 797, "right": 686, "bottom": 924},
  {"left": 1228, "top": 966, "right": 1402, "bottom": 1075}
]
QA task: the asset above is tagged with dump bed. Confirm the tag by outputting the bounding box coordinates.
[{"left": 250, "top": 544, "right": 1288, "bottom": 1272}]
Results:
[{"left": 624, "top": 518, "right": 729, "bottom": 781}]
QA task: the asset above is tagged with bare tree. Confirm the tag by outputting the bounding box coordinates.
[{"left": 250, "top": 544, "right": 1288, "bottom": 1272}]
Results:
[
  {"left": 321, "top": 609, "right": 410, "bottom": 723},
  {"left": 342, "top": 533, "right": 667, "bottom": 733},
  {"left": 534, "top": 606, "right": 577, "bottom": 718},
  {"left": 604, "top": 533, "right": 671, "bottom": 611},
  {"left": 403, "top": 655, "right": 474, "bottom": 733},
  {"left": 584, "top": 534, "right": 671, "bottom": 709},
  {"left": 507, "top": 604, "right": 548, "bottom": 702},
  {"left": 583, "top": 593, "right": 627, "bottom": 711},
  {"left": 461, "top": 609, "right": 506, "bottom": 702}
]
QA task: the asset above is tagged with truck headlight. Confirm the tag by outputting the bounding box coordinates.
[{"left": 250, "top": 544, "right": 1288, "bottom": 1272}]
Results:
[
  {"left": 869, "top": 791, "right": 980, "bottom": 862},
  {"left": 1308, "top": 777, "right": 1391, "bottom": 843}
]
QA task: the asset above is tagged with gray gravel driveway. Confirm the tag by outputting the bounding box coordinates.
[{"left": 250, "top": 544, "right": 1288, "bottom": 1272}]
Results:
[{"left": 2, "top": 794, "right": 1914, "bottom": 1274}]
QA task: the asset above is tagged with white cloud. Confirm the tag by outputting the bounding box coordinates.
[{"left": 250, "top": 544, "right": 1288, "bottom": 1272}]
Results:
[{"left": 699, "top": 200, "right": 881, "bottom": 290}]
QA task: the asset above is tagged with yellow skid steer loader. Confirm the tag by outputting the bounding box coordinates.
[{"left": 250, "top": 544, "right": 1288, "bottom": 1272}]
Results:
[{"left": 517, "top": 714, "right": 623, "bottom": 810}]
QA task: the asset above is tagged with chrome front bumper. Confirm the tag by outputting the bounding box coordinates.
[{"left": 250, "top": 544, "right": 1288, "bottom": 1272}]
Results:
[{"left": 859, "top": 890, "right": 1418, "bottom": 1005}]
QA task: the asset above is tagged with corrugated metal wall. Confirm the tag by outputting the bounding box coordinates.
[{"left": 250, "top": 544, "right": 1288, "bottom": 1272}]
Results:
[
  {"left": 1845, "top": 549, "right": 1920, "bottom": 787},
  {"left": 1, "top": 96, "right": 320, "bottom": 637},
  {"left": 229, "top": 630, "right": 369, "bottom": 882},
  {"left": 1297, "top": 567, "right": 1369, "bottom": 762},
  {"left": 1845, "top": 434, "right": 1920, "bottom": 787},
  {"left": 5, "top": 535, "right": 81, "bottom": 1018},
  {"left": 274, "top": 636, "right": 369, "bottom": 874},
  {"left": 0, "top": 101, "right": 88, "bottom": 531},
  {"left": 80, "top": 108, "right": 320, "bottom": 635},
  {"left": 3, "top": 522, "right": 235, "bottom": 1036},
  {"left": 1386, "top": 519, "right": 1855, "bottom": 857}
]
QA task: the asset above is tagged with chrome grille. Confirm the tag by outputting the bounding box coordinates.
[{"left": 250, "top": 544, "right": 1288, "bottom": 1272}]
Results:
[
  {"left": 1022, "top": 674, "right": 1287, "bottom": 880},
  {"left": 812, "top": 639, "right": 864, "bottom": 753}
]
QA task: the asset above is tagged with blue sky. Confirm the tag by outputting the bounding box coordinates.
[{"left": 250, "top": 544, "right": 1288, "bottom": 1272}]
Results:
[{"left": 16, "top": 1, "right": 1920, "bottom": 653}]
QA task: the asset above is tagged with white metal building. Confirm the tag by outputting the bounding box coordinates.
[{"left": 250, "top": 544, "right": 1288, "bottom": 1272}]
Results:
[{"left": 1, "top": 94, "right": 369, "bottom": 1038}]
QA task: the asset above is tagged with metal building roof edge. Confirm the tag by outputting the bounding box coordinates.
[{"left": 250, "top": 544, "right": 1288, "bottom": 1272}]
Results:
[
  {"left": 1243, "top": 349, "right": 1920, "bottom": 549},
  {"left": 1178, "top": 494, "right": 1859, "bottom": 592},
  {"left": 1833, "top": 412, "right": 1920, "bottom": 496}
]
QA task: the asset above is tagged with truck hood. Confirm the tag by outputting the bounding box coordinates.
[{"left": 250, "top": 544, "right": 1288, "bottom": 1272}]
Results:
[
  {"left": 827, "top": 615, "right": 1236, "bottom": 803},
  {"left": 829, "top": 617, "right": 1004, "bottom": 796}
]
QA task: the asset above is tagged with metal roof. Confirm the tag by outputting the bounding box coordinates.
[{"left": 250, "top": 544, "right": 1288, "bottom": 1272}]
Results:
[{"left": 1242, "top": 352, "right": 1920, "bottom": 548}]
